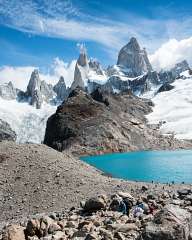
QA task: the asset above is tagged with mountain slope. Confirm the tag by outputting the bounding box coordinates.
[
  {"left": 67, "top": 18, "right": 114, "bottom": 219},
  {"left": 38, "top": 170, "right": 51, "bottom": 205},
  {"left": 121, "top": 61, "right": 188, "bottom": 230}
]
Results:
[
  {"left": 0, "top": 98, "right": 56, "bottom": 143},
  {"left": 147, "top": 71, "right": 192, "bottom": 139},
  {"left": 44, "top": 88, "right": 192, "bottom": 154}
]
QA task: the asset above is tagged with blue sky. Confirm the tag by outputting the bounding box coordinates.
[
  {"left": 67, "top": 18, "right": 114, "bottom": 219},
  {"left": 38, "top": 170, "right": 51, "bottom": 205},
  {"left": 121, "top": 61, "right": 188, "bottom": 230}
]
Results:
[{"left": 0, "top": 0, "right": 192, "bottom": 86}]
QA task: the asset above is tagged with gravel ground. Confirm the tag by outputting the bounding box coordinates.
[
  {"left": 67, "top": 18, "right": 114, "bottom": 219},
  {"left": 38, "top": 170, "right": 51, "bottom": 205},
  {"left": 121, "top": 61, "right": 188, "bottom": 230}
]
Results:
[{"left": 0, "top": 141, "right": 191, "bottom": 224}]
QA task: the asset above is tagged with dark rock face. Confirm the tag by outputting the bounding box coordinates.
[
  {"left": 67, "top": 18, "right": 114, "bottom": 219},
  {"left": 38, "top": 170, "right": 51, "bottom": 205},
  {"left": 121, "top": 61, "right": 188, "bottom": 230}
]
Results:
[
  {"left": 0, "top": 119, "right": 16, "bottom": 141},
  {"left": 0, "top": 81, "right": 17, "bottom": 100},
  {"left": 90, "top": 88, "right": 109, "bottom": 106},
  {"left": 117, "top": 37, "right": 153, "bottom": 77},
  {"left": 157, "top": 83, "right": 174, "bottom": 94},
  {"left": 53, "top": 76, "right": 67, "bottom": 101},
  {"left": 44, "top": 89, "right": 190, "bottom": 154}
]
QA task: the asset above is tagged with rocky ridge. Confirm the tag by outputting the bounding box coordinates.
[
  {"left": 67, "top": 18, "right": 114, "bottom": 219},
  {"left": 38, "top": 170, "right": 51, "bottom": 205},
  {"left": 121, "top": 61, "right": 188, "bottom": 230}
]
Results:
[
  {"left": 44, "top": 88, "right": 192, "bottom": 155},
  {"left": 0, "top": 70, "right": 68, "bottom": 109},
  {"left": 0, "top": 37, "right": 191, "bottom": 111}
]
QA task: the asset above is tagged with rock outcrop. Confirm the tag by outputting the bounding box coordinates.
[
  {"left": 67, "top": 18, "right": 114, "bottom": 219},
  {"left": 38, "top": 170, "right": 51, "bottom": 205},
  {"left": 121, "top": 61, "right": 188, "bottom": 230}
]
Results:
[
  {"left": 40, "top": 80, "right": 55, "bottom": 102},
  {"left": 171, "top": 60, "right": 190, "bottom": 78},
  {"left": 159, "top": 60, "right": 190, "bottom": 84},
  {"left": 71, "top": 48, "right": 89, "bottom": 91},
  {"left": 89, "top": 58, "right": 104, "bottom": 75},
  {"left": 0, "top": 81, "right": 17, "bottom": 100},
  {"left": 0, "top": 119, "right": 16, "bottom": 141},
  {"left": 53, "top": 76, "right": 67, "bottom": 101},
  {"left": 26, "top": 69, "right": 43, "bottom": 109},
  {"left": 26, "top": 69, "right": 58, "bottom": 108},
  {"left": 117, "top": 37, "right": 153, "bottom": 77},
  {"left": 143, "top": 204, "right": 192, "bottom": 240},
  {"left": 44, "top": 88, "right": 191, "bottom": 154},
  {"left": 157, "top": 83, "right": 174, "bottom": 94}
]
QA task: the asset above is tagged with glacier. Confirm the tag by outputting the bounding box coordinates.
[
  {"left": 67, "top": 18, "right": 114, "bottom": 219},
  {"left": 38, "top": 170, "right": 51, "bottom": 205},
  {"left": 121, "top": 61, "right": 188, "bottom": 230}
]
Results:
[
  {"left": 0, "top": 98, "right": 56, "bottom": 143},
  {"left": 147, "top": 71, "right": 192, "bottom": 139}
]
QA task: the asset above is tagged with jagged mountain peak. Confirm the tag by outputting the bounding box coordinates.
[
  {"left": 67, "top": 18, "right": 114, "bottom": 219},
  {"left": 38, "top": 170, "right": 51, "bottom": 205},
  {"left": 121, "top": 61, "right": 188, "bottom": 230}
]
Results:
[
  {"left": 27, "top": 69, "right": 41, "bottom": 94},
  {"left": 117, "top": 37, "right": 153, "bottom": 77},
  {"left": 58, "top": 76, "right": 65, "bottom": 84},
  {"left": 127, "top": 37, "right": 141, "bottom": 50},
  {"left": 53, "top": 76, "right": 67, "bottom": 101}
]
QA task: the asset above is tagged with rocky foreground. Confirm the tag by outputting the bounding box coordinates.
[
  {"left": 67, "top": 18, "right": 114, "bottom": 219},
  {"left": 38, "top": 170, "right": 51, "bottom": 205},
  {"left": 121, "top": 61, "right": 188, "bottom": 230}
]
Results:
[
  {"left": 1, "top": 189, "right": 192, "bottom": 240},
  {"left": 0, "top": 141, "right": 192, "bottom": 240}
]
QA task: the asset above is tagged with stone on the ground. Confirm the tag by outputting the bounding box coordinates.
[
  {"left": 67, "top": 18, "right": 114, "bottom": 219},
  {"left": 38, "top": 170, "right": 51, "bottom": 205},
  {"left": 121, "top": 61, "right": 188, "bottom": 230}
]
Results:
[{"left": 2, "top": 224, "right": 25, "bottom": 240}]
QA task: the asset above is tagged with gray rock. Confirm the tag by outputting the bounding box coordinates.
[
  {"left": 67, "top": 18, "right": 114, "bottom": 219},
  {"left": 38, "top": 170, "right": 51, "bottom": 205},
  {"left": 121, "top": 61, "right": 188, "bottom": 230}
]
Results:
[
  {"left": 40, "top": 80, "right": 55, "bottom": 102},
  {"left": 171, "top": 60, "right": 190, "bottom": 78},
  {"left": 26, "top": 69, "right": 43, "bottom": 109},
  {"left": 71, "top": 49, "right": 89, "bottom": 91},
  {"left": 0, "top": 81, "right": 17, "bottom": 100},
  {"left": 84, "top": 196, "right": 107, "bottom": 212},
  {"left": 71, "top": 64, "right": 86, "bottom": 90},
  {"left": 142, "top": 204, "right": 192, "bottom": 240},
  {"left": 89, "top": 58, "right": 104, "bottom": 75},
  {"left": 0, "top": 119, "right": 16, "bottom": 141},
  {"left": 157, "top": 83, "right": 174, "bottom": 94},
  {"left": 117, "top": 37, "right": 153, "bottom": 77},
  {"left": 53, "top": 76, "right": 67, "bottom": 101}
]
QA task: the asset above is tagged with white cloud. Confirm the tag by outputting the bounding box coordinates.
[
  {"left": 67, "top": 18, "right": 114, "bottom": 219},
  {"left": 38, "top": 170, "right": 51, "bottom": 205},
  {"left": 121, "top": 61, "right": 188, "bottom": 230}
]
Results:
[
  {"left": 0, "top": 58, "right": 76, "bottom": 90},
  {"left": 149, "top": 37, "right": 192, "bottom": 70},
  {"left": 0, "top": 66, "right": 35, "bottom": 90},
  {"left": 41, "top": 58, "right": 76, "bottom": 87}
]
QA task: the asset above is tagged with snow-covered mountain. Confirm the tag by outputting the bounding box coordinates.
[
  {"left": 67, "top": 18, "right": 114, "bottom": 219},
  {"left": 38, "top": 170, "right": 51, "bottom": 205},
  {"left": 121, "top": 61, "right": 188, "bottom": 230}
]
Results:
[
  {"left": 0, "top": 70, "right": 67, "bottom": 143},
  {"left": 147, "top": 70, "right": 192, "bottom": 139},
  {"left": 0, "top": 37, "right": 191, "bottom": 143}
]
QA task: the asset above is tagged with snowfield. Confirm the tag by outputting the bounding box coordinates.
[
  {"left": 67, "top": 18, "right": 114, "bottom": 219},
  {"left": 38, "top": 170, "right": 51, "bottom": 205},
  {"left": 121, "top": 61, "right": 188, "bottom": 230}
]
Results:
[
  {"left": 0, "top": 98, "right": 56, "bottom": 143},
  {"left": 147, "top": 73, "right": 192, "bottom": 140}
]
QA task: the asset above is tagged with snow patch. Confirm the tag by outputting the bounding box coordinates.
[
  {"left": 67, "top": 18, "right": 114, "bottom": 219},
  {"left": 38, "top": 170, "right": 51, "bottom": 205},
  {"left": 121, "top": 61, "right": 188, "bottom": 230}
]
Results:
[{"left": 147, "top": 75, "right": 192, "bottom": 139}]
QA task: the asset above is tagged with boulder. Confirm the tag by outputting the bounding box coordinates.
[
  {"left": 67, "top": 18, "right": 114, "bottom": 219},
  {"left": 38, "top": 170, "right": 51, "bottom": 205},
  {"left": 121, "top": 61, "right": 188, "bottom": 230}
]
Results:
[
  {"left": 142, "top": 204, "right": 192, "bottom": 240},
  {"left": 84, "top": 196, "right": 107, "bottom": 212},
  {"left": 26, "top": 219, "right": 41, "bottom": 237},
  {"left": 2, "top": 224, "right": 25, "bottom": 240}
]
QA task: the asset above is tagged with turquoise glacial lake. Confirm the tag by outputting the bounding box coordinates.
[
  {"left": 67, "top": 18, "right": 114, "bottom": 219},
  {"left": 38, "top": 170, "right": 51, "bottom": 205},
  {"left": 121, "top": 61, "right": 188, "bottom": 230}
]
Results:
[{"left": 80, "top": 150, "right": 192, "bottom": 183}]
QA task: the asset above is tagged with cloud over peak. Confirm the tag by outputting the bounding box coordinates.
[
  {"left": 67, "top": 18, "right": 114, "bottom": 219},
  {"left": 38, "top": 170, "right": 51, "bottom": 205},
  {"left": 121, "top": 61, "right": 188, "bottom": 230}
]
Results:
[{"left": 150, "top": 37, "right": 192, "bottom": 70}]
